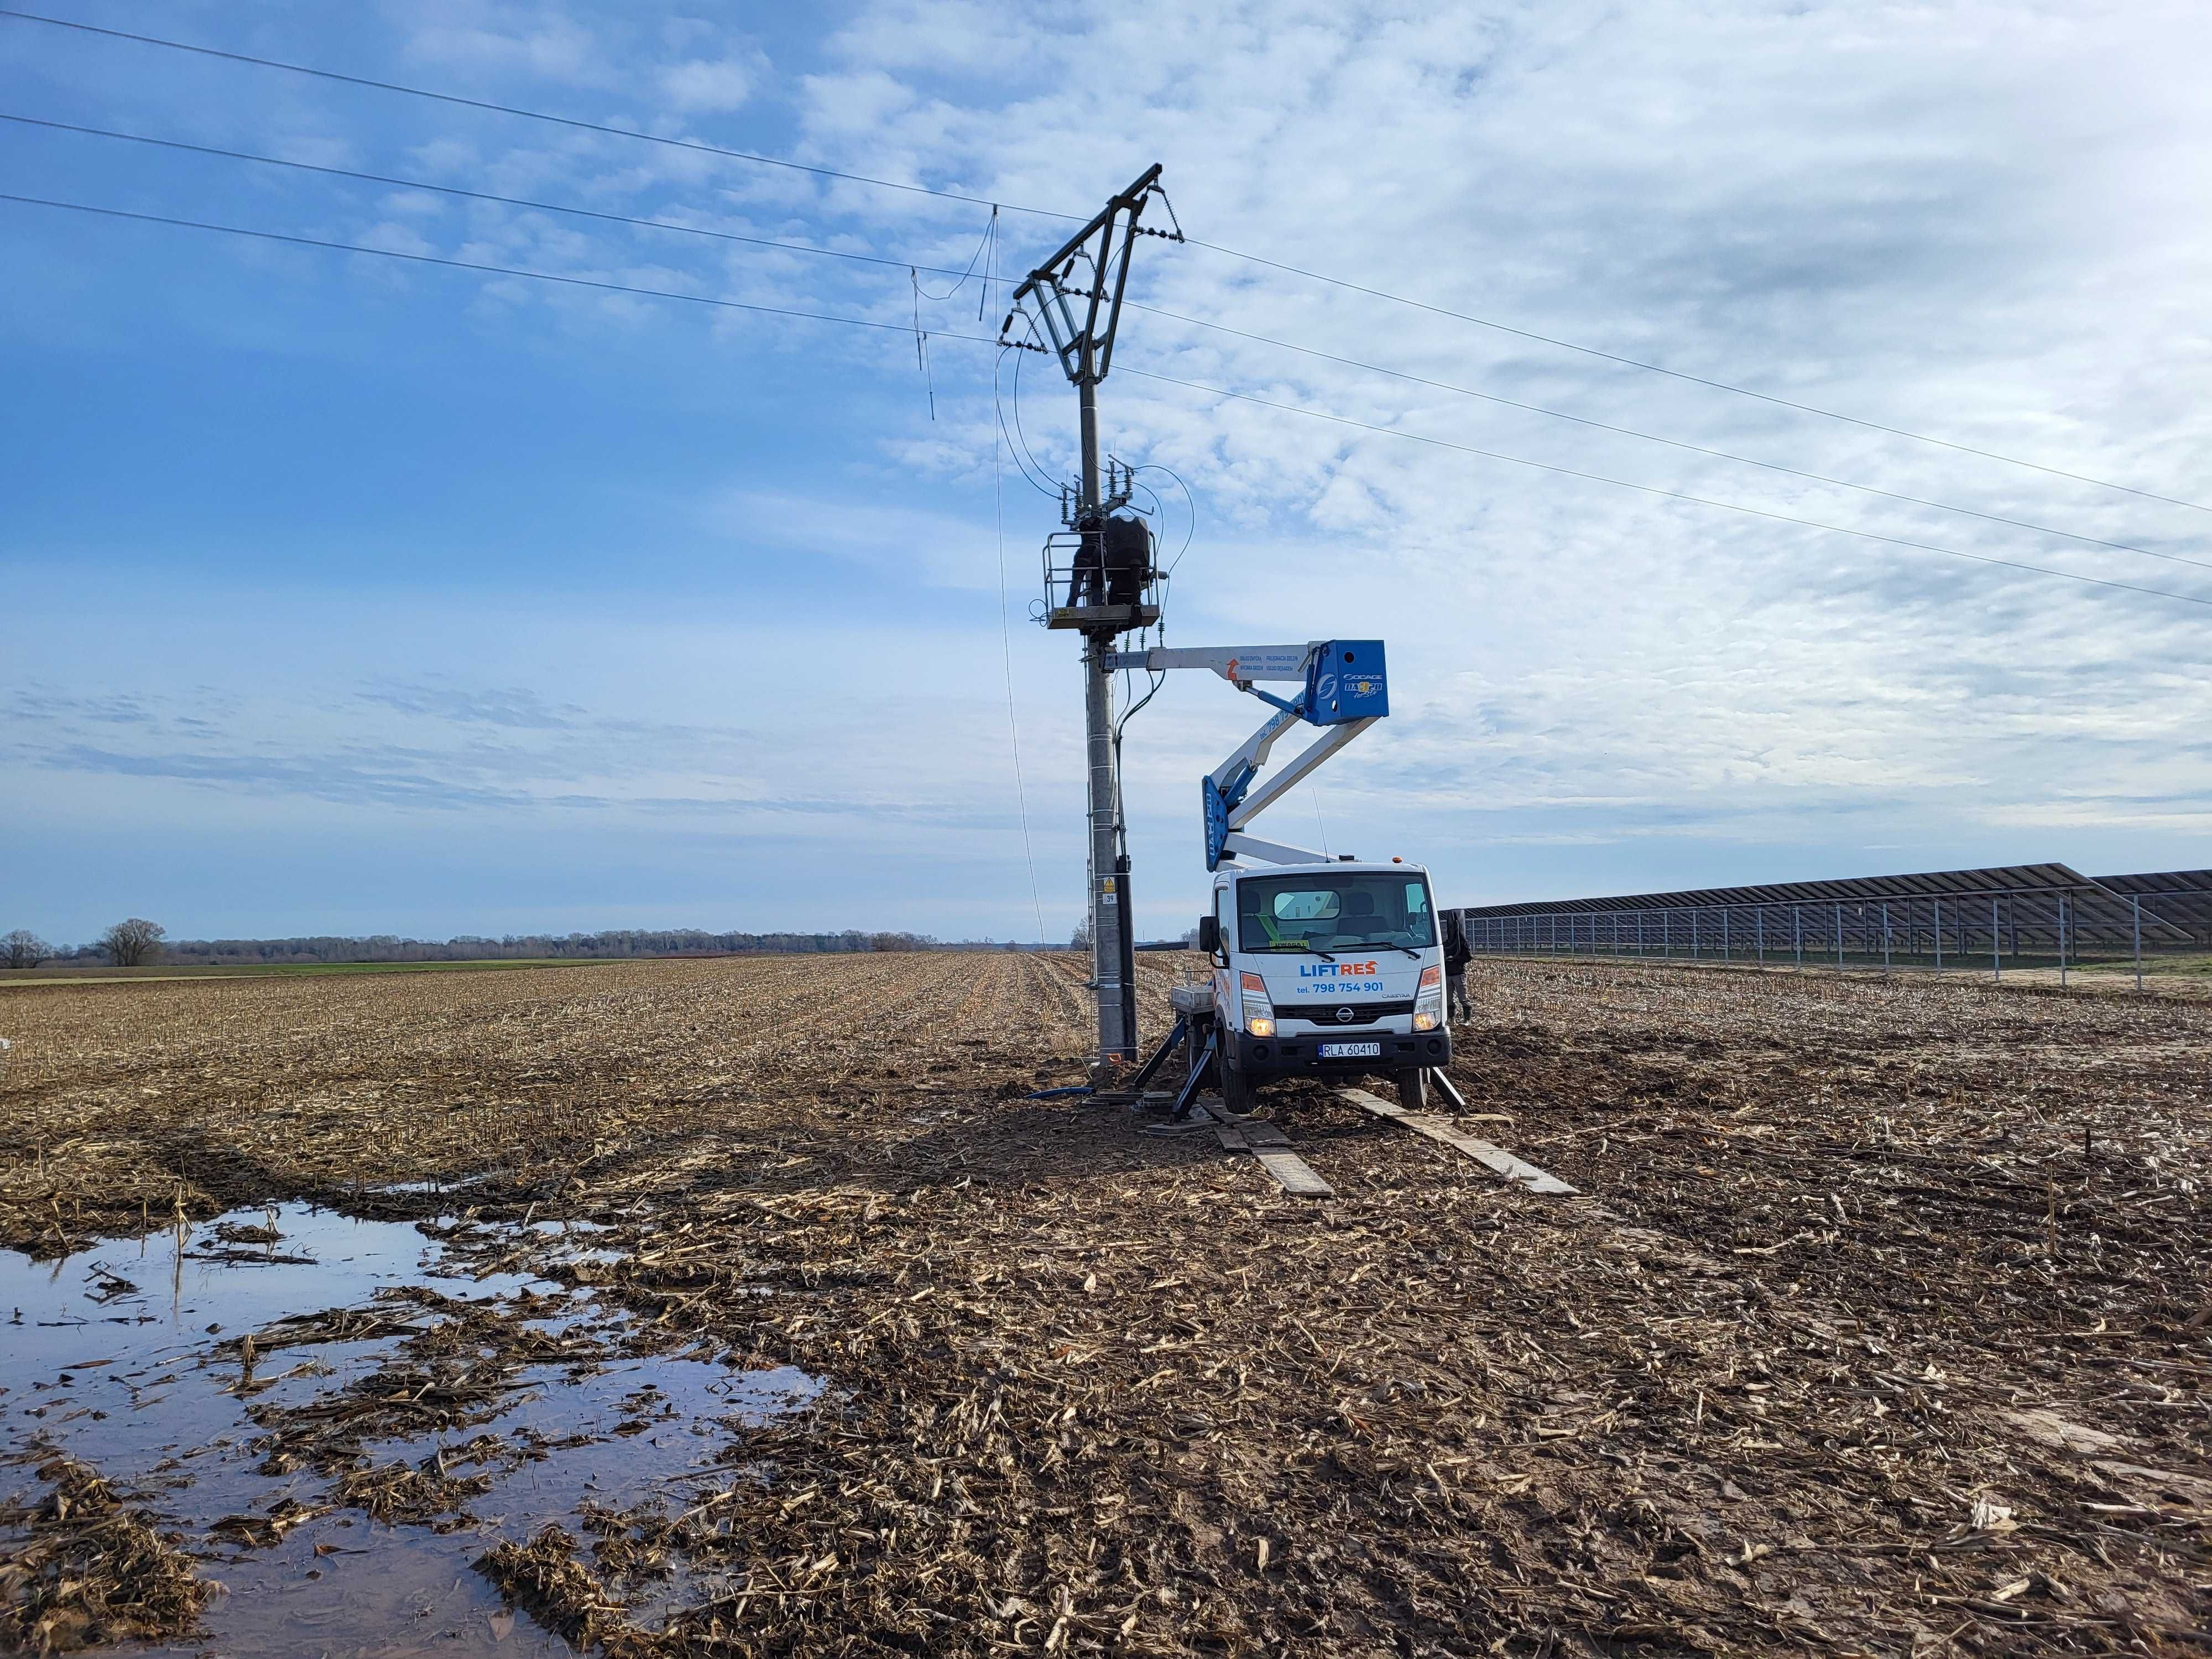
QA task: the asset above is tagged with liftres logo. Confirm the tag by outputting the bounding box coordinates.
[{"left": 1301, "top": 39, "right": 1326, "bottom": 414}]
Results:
[{"left": 1298, "top": 961, "right": 1379, "bottom": 978}]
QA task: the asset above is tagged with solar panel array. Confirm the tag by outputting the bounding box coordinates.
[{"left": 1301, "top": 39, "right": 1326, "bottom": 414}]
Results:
[
  {"left": 2091, "top": 870, "right": 2212, "bottom": 946},
  {"left": 1449, "top": 863, "right": 2210, "bottom": 961}
]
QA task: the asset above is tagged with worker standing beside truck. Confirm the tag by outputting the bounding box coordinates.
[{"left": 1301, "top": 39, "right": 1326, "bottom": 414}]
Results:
[{"left": 1444, "top": 912, "right": 1472, "bottom": 1024}]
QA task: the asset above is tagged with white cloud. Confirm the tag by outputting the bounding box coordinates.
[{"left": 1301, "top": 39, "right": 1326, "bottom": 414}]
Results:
[
  {"left": 9, "top": 0, "right": 2210, "bottom": 937},
  {"left": 392, "top": 2, "right": 607, "bottom": 84},
  {"left": 659, "top": 58, "right": 757, "bottom": 113}
]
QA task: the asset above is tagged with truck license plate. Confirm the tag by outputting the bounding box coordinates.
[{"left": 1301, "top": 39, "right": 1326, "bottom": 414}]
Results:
[{"left": 1318, "top": 1041, "right": 1382, "bottom": 1059}]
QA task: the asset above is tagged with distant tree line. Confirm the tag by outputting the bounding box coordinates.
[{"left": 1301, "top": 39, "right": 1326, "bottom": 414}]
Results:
[
  {"left": 155, "top": 929, "right": 960, "bottom": 964},
  {"left": 0, "top": 922, "right": 1075, "bottom": 968},
  {"left": 4, "top": 921, "right": 167, "bottom": 968}
]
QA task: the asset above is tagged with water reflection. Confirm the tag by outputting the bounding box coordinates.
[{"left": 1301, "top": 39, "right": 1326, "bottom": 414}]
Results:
[{"left": 0, "top": 1203, "right": 815, "bottom": 1657}]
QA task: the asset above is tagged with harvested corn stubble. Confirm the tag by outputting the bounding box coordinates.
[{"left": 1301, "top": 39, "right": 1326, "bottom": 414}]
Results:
[
  {"left": 0, "top": 951, "right": 2206, "bottom": 1656},
  {"left": 0, "top": 1453, "right": 208, "bottom": 1653}
]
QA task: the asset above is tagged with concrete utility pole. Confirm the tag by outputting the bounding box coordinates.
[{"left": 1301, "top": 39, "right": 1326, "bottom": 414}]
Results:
[{"left": 1003, "top": 164, "right": 1176, "bottom": 1064}]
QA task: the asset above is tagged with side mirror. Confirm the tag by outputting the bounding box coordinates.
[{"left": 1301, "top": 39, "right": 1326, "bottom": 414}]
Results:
[{"left": 1197, "top": 915, "right": 1220, "bottom": 954}]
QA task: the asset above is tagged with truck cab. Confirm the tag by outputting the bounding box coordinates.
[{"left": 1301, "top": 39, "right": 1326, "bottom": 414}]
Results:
[{"left": 1198, "top": 859, "right": 1451, "bottom": 1112}]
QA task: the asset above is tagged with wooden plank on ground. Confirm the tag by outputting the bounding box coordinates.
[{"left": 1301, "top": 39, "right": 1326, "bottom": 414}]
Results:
[
  {"left": 1214, "top": 1119, "right": 1334, "bottom": 1198},
  {"left": 1339, "top": 1087, "right": 1578, "bottom": 1195}
]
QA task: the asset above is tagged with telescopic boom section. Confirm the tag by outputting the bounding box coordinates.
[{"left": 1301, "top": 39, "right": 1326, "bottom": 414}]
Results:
[{"left": 1105, "top": 639, "right": 1390, "bottom": 870}]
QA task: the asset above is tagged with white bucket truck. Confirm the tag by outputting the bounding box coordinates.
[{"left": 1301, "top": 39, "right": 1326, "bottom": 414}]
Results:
[
  {"left": 1105, "top": 639, "right": 1452, "bottom": 1115},
  {"left": 1197, "top": 857, "right": 1451, "bottom": 1112}
]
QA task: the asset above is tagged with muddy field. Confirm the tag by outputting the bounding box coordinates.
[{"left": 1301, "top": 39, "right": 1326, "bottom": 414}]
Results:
[{"left": 1, "top": 952, "right": 2208, "bottom": 1657}]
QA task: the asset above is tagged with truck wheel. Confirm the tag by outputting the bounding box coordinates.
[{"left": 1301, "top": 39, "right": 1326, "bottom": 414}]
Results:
[
  {"left": 1218, "top": 1056, "right": 1255, "bottom": 1118},
  {"left": 1396, "top": 1068, "right": 1427, "bottom": 1111}
]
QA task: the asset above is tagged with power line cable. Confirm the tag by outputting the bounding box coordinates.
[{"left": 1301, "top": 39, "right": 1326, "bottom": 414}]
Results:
[
  {"left": 1118, "top": 365, "right": 2212, "bottom": 612},
  {"left": 1131, "top": 462, "right": 1197, "bottom": 573},
  {"left": 907, "top": 269, "right": 935, "bottom": 419},
  {"left": 0, "top": 190, "right": 1016, "bottom": 347},
  {"left": 14, "top": 187, "right": 2203, "bottom": 613},
  {"left": 9, "top": 4, "right": 2194, "bottom": 512},
  {"left": 1128, "top": 302, "right": 2212, "bottom": 577},
  {"left": 1178, "top": 237, "right": 2212, "bottom": 517},
  {"left": 0, "top": 112, "right": 1012, "bottom": 287},
  {"left": 977, "top": 210, "right": 998, "bottom": 324},
  {"left": 4, "top": 109, "right": 1037, "bottom": 480},
  {"left": 1008, "top": 319, "right": 1062, "bottom": 490},
  {"left": 28, "top": 113, "right": 2190, "bottom": 576},
  {"left": 4, "top": 183, "right": 1061, "bottom": 945},
  {"left": 985, "top": 199, "right": 1052, "bottom": 940},
  {"left": 994, "top": 380, "right": 1050, "bottom": 949},
  {"left": 993, "top": 345, "right": 1059, "bottom": 499},
  {"left": 0, "top": 8, "right": 1082, "bottom": 222},
  {"left": 911, "top": 204, "right": 995, "bottom": 303}
]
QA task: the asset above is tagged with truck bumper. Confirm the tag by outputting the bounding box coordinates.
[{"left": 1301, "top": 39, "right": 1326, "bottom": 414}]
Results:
[{"left": 1230, "top": 1026, "right": 1451, "bottom": 1082}]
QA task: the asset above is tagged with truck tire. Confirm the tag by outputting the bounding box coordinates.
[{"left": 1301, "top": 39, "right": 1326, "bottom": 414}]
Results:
[
  {"left": 1218, "top": 1054, "right": 1255, "bottom": 1118},
  {"left": 1396, "top": 1068, "right": 1427, "bottom": 1111}
]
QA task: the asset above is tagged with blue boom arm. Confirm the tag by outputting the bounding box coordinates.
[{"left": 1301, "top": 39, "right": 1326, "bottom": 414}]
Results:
[{"left": 1105, "top": 639, "right": 1388, "bottom": 869}]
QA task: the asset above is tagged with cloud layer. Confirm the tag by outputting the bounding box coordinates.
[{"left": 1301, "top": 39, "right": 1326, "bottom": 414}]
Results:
[{"left": 4, "top": 0, "right": 2208, "bottom": 940}]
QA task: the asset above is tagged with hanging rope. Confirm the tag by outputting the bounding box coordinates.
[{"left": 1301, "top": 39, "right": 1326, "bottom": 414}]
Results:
[{"left": 909, "top": 268, "right": 934, "bottom": 420}]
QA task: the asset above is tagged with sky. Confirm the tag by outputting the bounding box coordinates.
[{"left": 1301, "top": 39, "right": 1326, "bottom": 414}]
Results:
[{"left": 4, "top": 0, "right": 2209, "bottom": 947}]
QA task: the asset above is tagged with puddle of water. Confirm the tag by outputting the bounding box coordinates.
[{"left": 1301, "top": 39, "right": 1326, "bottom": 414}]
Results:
[{"left": 0, "top": 1202, "right": 818, "bottom": 1657}]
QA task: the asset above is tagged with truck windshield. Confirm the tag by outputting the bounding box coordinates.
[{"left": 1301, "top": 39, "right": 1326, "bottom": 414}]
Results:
[{"left": 1237, "top": 872, "right": 1436, "bottom": 953}]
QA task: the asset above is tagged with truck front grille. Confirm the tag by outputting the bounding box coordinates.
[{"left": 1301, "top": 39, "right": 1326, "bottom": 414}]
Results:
[{"left": 1280, "top": 998, "right": 1413, "bottom": 1029}]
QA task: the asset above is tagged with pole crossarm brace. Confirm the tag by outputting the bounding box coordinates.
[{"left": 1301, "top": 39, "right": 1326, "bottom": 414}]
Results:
[
  {"left": 1107, "top": 639, "right": 1390, "bottom": 869},
  {"left": 1002, "top": 164, "right": 1168, "bottom": 387}
]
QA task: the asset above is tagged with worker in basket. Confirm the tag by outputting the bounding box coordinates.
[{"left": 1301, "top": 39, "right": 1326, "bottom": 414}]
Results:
[
  {"left": 1068, "top": 514, "right": 1152, "bottom": 608},
  {"left": 1103, "top": 514, "right": 1152, "bottom": 607},
  {"left": 1444, "top": 912, "right": 1473, "bottom": 1023}
]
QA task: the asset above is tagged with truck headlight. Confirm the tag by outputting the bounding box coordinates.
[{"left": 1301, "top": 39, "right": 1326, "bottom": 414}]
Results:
[
  {"left": 1413, "top": 965, "right": 1443, "bottom": 1031},
  {"left": 1239, "top": 971, "right": 1274, "bottom": 1036}
]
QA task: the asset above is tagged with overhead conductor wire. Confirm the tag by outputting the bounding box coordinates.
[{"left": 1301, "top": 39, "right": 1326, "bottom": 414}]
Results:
[
  {"left": 994, "top": 345, "right": 1058, "bottom": 500},
  {"left": 12, "top": 188, "right": 2208, "bottom": 612},
  {"left": 909, "top": 272, "right": 935, "bottom": 419},
  {"left": 1133, "top": 463, "right": 1198, "bottom": 575},
  {"left": 1173, "top": 235, "right": 2212, "bottom": 517},
  {"left": 1116, "top": 366, "right": 2212, "bottom": 611},
  {"left": 5, "top": 4, "right": 2197, "bottom": 513},
  {"left": 0, "top": 192, "right": 1022, "bottom": 348},
  {"left": 1009, "top": 317, "right": 1061, "bottom": 492},
  {"left": 987, "top": 223, "right": 1050, "bottom": 948},
  {"left": 997, "top": 385, "right": 1050, "bottom": 949},
  {"left": 0, "top": 114, "right": 1015, "bottom": 286},
  {"left": 908, "top": 204, "right": 996, "bottom": 303},
  {"left": 0, "top": 9, "right": 1083, "bottom": 222},
  {"left": 1123, "top": 301, "right": 2212, "bottom": 577},
  {"left": 13, "top": 113, "right": 2198, "bottom": 576}
]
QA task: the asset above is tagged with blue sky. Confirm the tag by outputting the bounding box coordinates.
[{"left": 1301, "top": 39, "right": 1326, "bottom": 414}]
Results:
[{"left": 5, "top": 0, "right": 2208, "bottom": 947}]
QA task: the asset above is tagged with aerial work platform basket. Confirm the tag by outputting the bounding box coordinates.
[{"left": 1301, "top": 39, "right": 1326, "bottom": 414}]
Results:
[{"left": 1040, "top": 525, "right": 1160, "bottom": 633}]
